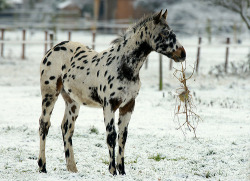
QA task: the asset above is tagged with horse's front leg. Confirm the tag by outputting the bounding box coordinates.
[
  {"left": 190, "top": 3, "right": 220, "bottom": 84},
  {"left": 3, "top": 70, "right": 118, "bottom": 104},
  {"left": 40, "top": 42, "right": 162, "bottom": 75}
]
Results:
[
  {"left": 117, "top": 99, "right": 135, "bottom": 175},
  {"left": 103, "top": 105, "right": 118, "bottom": 175}
]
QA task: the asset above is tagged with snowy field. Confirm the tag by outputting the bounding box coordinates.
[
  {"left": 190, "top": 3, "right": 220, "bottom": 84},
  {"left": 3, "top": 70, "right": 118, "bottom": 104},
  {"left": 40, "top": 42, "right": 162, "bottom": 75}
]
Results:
[{"left": 0, "top": 31, "right": 249, "bottom": 180}]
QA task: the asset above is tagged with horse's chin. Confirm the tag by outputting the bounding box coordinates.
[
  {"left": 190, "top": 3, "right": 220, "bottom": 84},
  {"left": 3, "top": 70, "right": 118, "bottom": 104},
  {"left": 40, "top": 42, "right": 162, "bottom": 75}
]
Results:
[
  {"left": 160, "top": 52, "right": 177, "bottom": 62},
  {"left": 161, "top": 52, "right": 172, "bottom": 58},
  {"left": 174, "top": 57, "right": 186, "bottom": 63}
]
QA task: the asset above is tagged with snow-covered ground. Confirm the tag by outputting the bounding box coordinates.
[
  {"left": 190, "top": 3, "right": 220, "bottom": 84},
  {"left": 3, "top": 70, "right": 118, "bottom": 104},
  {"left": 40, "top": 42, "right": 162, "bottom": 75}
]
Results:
[{"left": 0, "top": 31, "right": 249, "bottom": 180}]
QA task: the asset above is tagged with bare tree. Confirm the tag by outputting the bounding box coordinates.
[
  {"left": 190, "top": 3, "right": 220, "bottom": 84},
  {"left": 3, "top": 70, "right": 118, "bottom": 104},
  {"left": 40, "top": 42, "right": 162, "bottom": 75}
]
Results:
[
  {"left": 207, "top": 0, "right": 250, "bottom": 29},
  {"left": 0, "top": 0, "right": 10, "bottom": 11}
]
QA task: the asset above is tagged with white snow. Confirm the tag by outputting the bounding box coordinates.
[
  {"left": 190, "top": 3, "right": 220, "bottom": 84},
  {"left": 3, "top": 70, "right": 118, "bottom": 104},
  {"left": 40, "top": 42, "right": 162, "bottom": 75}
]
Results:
[
  {"left": 8, "top": 0, "right": 23, "bottom": 4},
  {"left": 0, "top": 30, "right": 249, "bottom": 180},
  {"left": 57, "top": 0, "right": 74, "bottom": 10}
]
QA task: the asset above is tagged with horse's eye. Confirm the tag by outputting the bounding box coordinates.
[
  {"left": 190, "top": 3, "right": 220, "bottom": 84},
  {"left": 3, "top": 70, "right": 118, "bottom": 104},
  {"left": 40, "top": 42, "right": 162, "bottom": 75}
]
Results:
[{"left": 160, "top": 30, "right": 170, "bottom": 38}]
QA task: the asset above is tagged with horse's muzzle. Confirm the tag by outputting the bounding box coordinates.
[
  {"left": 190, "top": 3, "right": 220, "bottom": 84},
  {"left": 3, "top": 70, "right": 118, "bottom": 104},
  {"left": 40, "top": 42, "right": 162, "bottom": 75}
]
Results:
[{"left": 171, "top": 47, "right": 186, "bottom": 62}]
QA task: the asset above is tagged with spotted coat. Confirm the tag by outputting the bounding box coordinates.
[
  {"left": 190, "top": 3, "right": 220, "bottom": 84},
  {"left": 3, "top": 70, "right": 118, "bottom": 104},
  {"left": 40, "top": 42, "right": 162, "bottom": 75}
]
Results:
[{"left": 38, "top": 9, "right": 186, "bottom": 175}]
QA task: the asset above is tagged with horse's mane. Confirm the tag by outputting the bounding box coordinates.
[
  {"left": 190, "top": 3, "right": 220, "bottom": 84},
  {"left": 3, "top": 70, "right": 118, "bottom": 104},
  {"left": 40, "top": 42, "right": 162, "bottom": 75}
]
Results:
[{"left": 111, "top": 13, "right": 155, "bottom": 45}]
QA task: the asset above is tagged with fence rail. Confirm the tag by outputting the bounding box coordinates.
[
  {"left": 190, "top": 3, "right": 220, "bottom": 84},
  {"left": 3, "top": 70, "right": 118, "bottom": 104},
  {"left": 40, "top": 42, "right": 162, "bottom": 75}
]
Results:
[
  {"left": 1, "top": 40, "right": 250, "bottom": 48},
  {"left": 1, "top": 29, "right": 249, "bottom": 90}
]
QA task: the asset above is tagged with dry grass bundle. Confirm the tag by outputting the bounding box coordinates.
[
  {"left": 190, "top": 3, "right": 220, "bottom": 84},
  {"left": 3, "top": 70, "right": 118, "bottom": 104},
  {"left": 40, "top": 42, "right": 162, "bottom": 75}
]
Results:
[{"left": 173, "top": 62, "right": 202, "bottom": 137}]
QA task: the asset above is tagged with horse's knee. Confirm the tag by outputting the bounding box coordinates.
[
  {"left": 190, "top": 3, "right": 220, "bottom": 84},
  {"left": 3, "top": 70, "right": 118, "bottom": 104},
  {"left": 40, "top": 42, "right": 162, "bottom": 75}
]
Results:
[
  {"left": 61, "top": 119, "right": 69, "bottom": 137},
  {"left": 39, "top": 118, "right": 51, "bottom": 140},
  {"left": 107, "top": 130, "right": 117, "bottom": 148}
]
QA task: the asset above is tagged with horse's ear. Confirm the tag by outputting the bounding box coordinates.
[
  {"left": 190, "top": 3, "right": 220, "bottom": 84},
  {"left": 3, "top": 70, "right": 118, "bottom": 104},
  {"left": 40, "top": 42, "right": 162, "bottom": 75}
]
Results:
[
  {"left": 162, "top": 9, "right": 168, "bottom": 20},
  {"left": 154, "top": 10, "right": 162, "bottom": 24}
]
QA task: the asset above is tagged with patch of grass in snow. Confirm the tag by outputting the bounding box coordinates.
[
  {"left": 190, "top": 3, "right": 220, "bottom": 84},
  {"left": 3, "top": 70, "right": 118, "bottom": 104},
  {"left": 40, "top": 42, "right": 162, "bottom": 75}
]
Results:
[
  {"left": 206, "top": 150, "right": 216, "bottom": 156},
  {"left": 149, "top": 153, "right": 188, "bottom": 162},
  {"left": 28, "top": 155, "right": 37, "bottom": 160},
  {"left": 4, "top": 162, "right": 10, "bottom": 169},
  {"left": 15, "top": 149, "right": 24, "bottom": 162},
  {"left": 205, "top": 171, "right": 212, "bottom": 178},
  {"left": 74, "top": 132, "right": 84, "bottom": 137},
  {"left": 4, "top": 126, "right": 14, "bottom": 132},
  {"left": 95, "top": 143, "right": 102, "bottom": 147},
  {"left": 89, "top": 126, "right": 99, "bottom": 134},
  {"left": 3, "top": 125, "right": 30, "bottom": 133},
  {"left": 189, "top": 160, "right": 198, "bottom": 164},
  {"left": 59, "top": 158, "right": 64, "bottom": 163},
  {"left": 193, "top": 171, "right": 215, "bottom": 178},
  {"left": 217, "top": 169, "right": 224, "bottom": 176},
  {"left": 148, "top": 154, "right": 166, "bottom": 161},
  {"left": 167, "top": 156, "right": 187, "bottom": 161},
  {"left": 232, "top": 141, "right": 237, "bottom": 145},
  {"left": 19, "top": 169, "right": 33, "bottom": 173},
  {"left": 126, "top": 157, "right": 138, "bottom": 164},
  {"left": 100, "top": 158, "right": 109, "bottom": 165},
  {"left": 0, "top": 147, "right": 7, "bottom": 154}
]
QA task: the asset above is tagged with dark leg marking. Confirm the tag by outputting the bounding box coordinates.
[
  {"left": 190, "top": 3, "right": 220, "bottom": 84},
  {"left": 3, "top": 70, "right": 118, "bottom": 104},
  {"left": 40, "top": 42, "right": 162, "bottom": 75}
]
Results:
[
  {"left": 38, "top": 158, "right": 47, "bottom": 173},
  {"left": 120, "top": 99, "right": 135, "bottom": 116},
  {"left": 109, "top": 98, "right": 122, "bottom": 112},
  {"left": 71, "top": 105, "right": 76, "bottom": 114},
  {"left": 65, "top": 149, "right": 70, "bottom": 158}
]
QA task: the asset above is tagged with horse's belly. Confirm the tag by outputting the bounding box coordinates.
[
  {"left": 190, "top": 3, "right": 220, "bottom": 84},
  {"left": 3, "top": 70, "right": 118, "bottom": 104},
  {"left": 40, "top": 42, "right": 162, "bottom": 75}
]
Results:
[
  {"left": 72, "top": 93, "right": 102, "bottom": 108},
  {"left": 63, "top": 83, "right": 102, "bottom": 108}
]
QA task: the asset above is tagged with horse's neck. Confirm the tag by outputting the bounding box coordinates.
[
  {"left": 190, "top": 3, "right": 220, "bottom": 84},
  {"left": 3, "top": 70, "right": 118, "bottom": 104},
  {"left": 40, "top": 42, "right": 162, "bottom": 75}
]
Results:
[{"left": 116, "top": 32, "right": 152, "bottom": 75}]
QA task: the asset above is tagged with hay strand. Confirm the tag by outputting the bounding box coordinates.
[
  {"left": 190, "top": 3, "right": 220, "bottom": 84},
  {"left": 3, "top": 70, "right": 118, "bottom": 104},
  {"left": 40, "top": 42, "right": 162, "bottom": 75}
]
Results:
[{"left": 173, "top": 62, "right": 202, "bottom": 137}]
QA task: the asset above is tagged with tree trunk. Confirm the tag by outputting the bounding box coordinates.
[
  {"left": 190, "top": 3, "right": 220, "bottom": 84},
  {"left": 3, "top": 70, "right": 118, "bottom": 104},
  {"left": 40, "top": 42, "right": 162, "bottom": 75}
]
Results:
[{"left": 240, "top": 12, "right": 250, "bottom": 29}]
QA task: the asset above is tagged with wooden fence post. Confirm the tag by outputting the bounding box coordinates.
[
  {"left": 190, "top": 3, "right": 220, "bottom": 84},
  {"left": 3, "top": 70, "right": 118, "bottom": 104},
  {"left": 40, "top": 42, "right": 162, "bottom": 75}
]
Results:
[
  {"left": 225, "top": 37, "right": 230, "bottom": 73},
  {"left": 21, "top": 29, "right": 26, "bottom": 60},
  {"left": 68, "top": 31, "right": 71, "bottom": 41},
  {"left": 45, "top": 31, "right": 48, "bottom": 54},
  {"left": 49, "top": 33, "right": 54, "bottom": 49},
  {"left": 196, "top": 37, "right": 202, "bottom": 73},
  {"left": 159, "top": 54, "right": 163, "bottom": 90},
  {"left": 169, "top": 59, "right": 173, "bottom": 70},
  {"left": 1, "top": 28, "right": 4, "bottom": 58},
  {"left": 92, "top": 31, "right": 96, "bottom": 50}
]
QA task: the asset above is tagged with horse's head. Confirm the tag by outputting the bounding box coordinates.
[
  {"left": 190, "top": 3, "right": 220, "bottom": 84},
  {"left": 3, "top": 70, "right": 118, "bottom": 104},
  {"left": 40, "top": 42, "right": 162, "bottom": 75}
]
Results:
[{"left": 148, "top": 9, "right": 186, "bottom": 62}]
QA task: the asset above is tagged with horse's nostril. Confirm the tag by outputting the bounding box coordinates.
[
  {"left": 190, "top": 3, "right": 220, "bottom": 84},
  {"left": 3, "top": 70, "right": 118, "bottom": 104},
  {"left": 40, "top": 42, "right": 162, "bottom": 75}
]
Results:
[{"left": 181, "top": 50, "right": 186, "bottom": 59}]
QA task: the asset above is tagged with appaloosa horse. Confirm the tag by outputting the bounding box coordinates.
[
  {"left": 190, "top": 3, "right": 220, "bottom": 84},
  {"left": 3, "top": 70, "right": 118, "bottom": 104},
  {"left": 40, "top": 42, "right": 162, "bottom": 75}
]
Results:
[{"left": 38, "top": 9, "right": 186, "bottom": 175}]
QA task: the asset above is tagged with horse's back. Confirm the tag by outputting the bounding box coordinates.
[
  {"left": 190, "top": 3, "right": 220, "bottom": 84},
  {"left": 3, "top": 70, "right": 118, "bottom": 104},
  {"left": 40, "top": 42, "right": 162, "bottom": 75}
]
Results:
[{"left": 40, "top": 41, "right": 97, "bottom": 83}]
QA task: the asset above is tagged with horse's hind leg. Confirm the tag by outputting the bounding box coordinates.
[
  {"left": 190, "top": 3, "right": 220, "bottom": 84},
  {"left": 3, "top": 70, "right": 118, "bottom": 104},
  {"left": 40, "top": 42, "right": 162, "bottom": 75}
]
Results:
[
  {"left": 38, "top": 77, "right": 63, "bottom": 173},
  {"left": 61, "top": 89, "right": 80, "bottom": 172}
]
